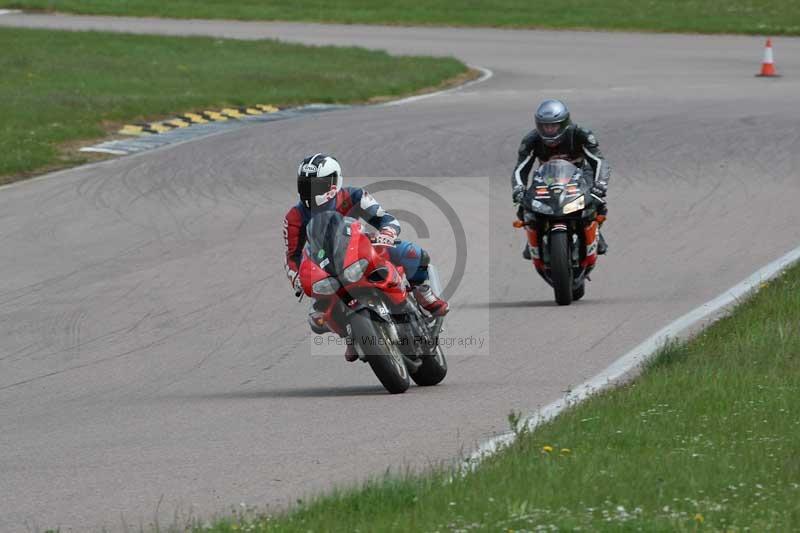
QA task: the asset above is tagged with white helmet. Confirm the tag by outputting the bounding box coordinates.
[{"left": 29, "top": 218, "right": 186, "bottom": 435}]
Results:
[{"left": 297, "top": 154, "right": 343, "bottom": 209}]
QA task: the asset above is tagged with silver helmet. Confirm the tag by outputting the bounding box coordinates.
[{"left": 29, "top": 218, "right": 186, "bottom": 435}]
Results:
[{"left": 534, "top": 99, "right": 571, "bottom": 147}]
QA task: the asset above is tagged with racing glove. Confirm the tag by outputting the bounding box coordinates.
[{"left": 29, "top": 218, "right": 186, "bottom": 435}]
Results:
[
  {"left": 591, "top": 179, "right": 608, "bottom": 200},
  {"left": 373, "top": 227, "right": 398, "bottom": 247},
  {"left": 512, "top": 185, "right": 526, "bottom": 204},
  {"left": 291, "top": 274, "right": 303, "bottom": 296}
]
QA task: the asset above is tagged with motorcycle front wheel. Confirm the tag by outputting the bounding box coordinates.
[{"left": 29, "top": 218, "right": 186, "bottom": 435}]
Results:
[
  {"left": 550, "top": 231, "right": 573, "bottom": 306},
  {"left": 350, "top": 311, "right": 410, "bottom": 394}
]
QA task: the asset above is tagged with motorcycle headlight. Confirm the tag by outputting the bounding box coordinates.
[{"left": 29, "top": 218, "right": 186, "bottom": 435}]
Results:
[
  {"left": 531, "top": 199, "right": 553, "bottom": 215},
  {"left": 562, "top": 195, "right": 585, "bottom": 214},
  {"left": 312, "top": 277, "right": 341, "bottom": 295},
  {"left": 342, "top": 259, "right": 369, "bottom": 283}
]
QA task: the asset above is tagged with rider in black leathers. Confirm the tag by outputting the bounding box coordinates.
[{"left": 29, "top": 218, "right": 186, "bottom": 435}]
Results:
[{"left": 511, "top": 99, "right": 610, "bottom": 257}]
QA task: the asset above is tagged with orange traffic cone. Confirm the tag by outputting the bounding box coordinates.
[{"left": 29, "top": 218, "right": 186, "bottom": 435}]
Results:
[{"left": 756, "top": 38, "right": 780, "bottom": 77}]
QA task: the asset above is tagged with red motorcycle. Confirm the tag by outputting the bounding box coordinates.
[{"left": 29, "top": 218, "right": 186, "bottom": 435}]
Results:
[{"left": 298, "top": 211, "right": 447, "bottom": 394}]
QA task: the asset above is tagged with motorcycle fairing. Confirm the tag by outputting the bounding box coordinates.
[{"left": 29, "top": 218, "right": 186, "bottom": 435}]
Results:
[{"left": 299, "top": 211, "right": 410, "bottom": 337}]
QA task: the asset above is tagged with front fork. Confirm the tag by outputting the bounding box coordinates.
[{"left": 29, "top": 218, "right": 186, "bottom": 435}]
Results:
[
  {"left": 526, "top": 223, "right": 575, "bottom": 271},
  {"left": 525, "top": 219, "right": 600, "bottom": 272}
]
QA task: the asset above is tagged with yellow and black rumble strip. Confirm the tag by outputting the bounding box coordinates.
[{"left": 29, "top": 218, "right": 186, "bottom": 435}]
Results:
[
  {"left": 118, "top": 104, "right": 280, "bottom": 136},
  {"left": 81, "top": 103, "right": 346, "bottom": 156}
]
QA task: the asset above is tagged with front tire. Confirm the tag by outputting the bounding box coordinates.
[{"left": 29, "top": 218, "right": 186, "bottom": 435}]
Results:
[
  {"left": 550, "top": 231, "right": 573, "bottom": 306},
  {"left": 350, "top": 312, "right": 410, "bottom": 394},
  {"left": 411, "top": 345, "right": 448, "bottom": 386}
]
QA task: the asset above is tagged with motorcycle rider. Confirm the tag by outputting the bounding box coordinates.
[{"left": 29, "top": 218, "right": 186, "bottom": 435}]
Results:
[
  {"left": 284, "top": 153, "right": 449, "bottom": 361},
  {"left": 511, "top": 99, "right": 610, "bottom": 258}
]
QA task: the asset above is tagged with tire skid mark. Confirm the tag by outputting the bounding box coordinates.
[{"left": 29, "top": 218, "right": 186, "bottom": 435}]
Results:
[
  {"left": 0, "top": 236, "right": 160, "bottom": 306},
  {"left": 1, "top": 276, "right": 267, "bottom": 370},
  {"left": 0, "top": 310, "right": 155, "bottom": 365},
  {"left": 190, "top": 280, "right": 266, "bottom": 372},
  {"left": 147, "top": 279, "right": 269, "bottom": 394},
  {"left": 63, "top": 307, "right": 88, "bottom": 363},
  {"left": 584, "top": 311, "right": 635, "bottom": 352},
  {"left": 0, "top": 341, "right": 41, "bottom": 364},
  {"left": 0, "top": 238, "right": 157, "bottom": 307},
  {"left": 0, "top": 318, "right": 207, "bottom": 393},
  {"left": 259, "top": 335, "right": 312, "bottom": 375},
  {"left": 0, "top": 183, "right": 75, "bottom": 245}
]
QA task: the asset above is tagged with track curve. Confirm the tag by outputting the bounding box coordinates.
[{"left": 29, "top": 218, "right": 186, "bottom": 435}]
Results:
[{"left": 1, "top": 14, "right": 800, "bottom": 531}]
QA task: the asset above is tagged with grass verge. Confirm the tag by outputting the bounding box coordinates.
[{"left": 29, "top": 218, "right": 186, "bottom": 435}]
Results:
[
  {"left": 3, "top": 0, "right": 800, "bottom": 35},
  {"left": 0, "top": 27, "right": 467, "bottom": 184},
  {"left": 198, "top": 261, "right": 800, "bottom": 531}
]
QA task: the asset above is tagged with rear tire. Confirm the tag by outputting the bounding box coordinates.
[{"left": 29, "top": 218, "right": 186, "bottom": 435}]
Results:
[
  {"left": 550, "top": 231, "right": 573, "bottom": 306},
  {"left": 572, "top": 282, "right": 585, "bottom": 301},
  {"left": 350, "top": 313, "right": 410, "bottom": 394},
  {"left": 411, "top": 345, "right": 448, "bottom": 386}
]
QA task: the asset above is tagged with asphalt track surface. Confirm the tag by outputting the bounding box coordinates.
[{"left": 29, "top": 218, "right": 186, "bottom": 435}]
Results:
[{"left": 2, "top": 13, "right": 800, "bottom": 531}]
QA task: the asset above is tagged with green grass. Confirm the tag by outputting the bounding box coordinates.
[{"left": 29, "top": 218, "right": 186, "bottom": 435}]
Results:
[
  {"left": 196, "top": 262, "right": 800, "bottom": 531},
  {"left": 0, "top": 27, "right": 466, "bottom": 182},
  {"left": 3, "top": 0, "right": 800, "bottom": 35}
]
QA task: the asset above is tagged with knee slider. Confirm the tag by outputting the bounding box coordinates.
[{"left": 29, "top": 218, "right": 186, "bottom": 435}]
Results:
[
  {"left": 418, "top": 250, "right": 431, "bottom": 270},
  {"left": 407, "top": 249, "right": 430, "bottom": 284}
]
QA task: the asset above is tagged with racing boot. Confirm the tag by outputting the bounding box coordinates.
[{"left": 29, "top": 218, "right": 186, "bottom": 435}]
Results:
[
  {"left": 595, "top": 212, "right": 608, "bottom": 255},
  {"left": 413, "top": 284, "right": 449, "bottom": 317},
  {"left": 308, "top": 311, "right": 330, "bottom": 334},
  {"left": 522, "top": 243, "right": 532, "bottom": 260},
  {"left": 597, "top": 232, "right": 608, "bottom": 255},
  {"left": 344, "top": 343, "right": 358, "bottom": 362}
]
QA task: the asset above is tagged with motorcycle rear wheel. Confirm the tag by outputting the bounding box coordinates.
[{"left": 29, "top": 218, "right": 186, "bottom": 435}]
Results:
[
  {"left": 550, "top": 231, "right": 573, "bottom": 306},
  {"left": 572, "top": 282, "right": 585, "bottom": 301},
  {"left": 411, "top": 344, "right": 448, "bottom": 386}
]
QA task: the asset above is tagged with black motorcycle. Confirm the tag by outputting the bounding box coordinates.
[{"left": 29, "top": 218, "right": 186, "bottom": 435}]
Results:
[{"left": 514, "top": 160, "right": 605, "bottom": 305}]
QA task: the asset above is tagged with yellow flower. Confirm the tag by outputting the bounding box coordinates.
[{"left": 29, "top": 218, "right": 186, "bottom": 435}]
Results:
[
  {"left": 560, "top": 448, "right": 571, "bottom": 454},
  {"left": 694, "top": 513, "right": 704, "bottom": 524},
  {"left": 542, "top": 445, "right": 554, "bottom": 453}
]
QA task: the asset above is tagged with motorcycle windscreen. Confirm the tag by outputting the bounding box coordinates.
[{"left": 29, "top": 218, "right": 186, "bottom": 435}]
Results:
[
  {"left": 535, "top": 160, "right": 581, "bottom": 186},
  {"left": 305, "top": 211, "right": 356, "bottom": 277}
]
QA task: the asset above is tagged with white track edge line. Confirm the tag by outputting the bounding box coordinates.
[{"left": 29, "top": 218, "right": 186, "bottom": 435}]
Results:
[
  {"left": 79, "top": 147, "right": 128, "bottom": 155},
  {"left": 465, "top": 243, "right": 800, "bottom": 468},
  {"left": 381, "top": 66, "right": 493, "bottom": 107}
]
